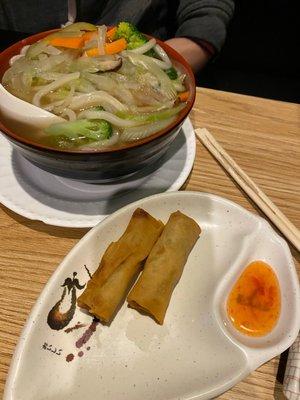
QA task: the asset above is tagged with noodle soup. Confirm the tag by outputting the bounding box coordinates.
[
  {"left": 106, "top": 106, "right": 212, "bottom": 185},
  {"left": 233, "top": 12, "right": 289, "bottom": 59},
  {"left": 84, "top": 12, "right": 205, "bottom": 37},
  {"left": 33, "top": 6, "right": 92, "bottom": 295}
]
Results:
[{"left": 2, "top": 22, "right": 190, "bottom": 152}]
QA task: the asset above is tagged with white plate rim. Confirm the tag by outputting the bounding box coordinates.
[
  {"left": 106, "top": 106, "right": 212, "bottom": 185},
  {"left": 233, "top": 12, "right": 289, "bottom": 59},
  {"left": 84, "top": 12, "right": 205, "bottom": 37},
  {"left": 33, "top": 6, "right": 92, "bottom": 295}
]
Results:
[{"left": 0, "top": 118, "right": 196, "bottom": 228}]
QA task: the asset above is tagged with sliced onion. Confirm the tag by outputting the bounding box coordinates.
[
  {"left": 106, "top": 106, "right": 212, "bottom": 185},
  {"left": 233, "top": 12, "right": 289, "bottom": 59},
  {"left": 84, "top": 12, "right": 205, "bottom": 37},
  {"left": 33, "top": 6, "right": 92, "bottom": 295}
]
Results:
[
  {"left": 121, "top": 116, "right": 176, "bottom": 142},
  {"left": 20, "top": 45, "right": 30, "bottom": 55},
  {"left": 9, "top": 54, "right": 25, "bottom": 66},
  {"left": 75, "top": 77, "right": 97, "bottom": 93},
  {"left": 179, "top": 73, "right": 186, "bottom": 83},
  {"left": 38, "top": 53, "right": 48, "bottom": 62},
  {"left": 129, "top": 38, "right": 156, "bottom": 54},
  {"left": 78, "top": 131, "right": 120, "bottom": 150},
  {"left": 154, "top": 44, "right": 172, "bottom": 68},
  {"left": 43, "top": 99, "right": 65, "bottom": 111},
  {"left": 147, "top": 57, "right": 171, "bottom": 70},
  {"left": 131, "top": 89, "right": 161, "bottom": 106},
  {"left": 34, "top": 52, "right": 74, "bottom": 73},
  {"left": 123, "top": 52, "right": 176, "bottom": 100},
  {"left": 125, "top": 42, "right": 172, "bottom": 69},
  {"left": 77, "top": 110, "right": 148, "bottom": 127},
  {"left": 21, "top": 70, "right": 33, "bottom": 88},
  {"left": 26, "top": 40, "right": 48, "bottom": 59},
  {"left": 122, "top": 81, "right": 141, "bottom": 90},
  {"left": 38, "top": 72, "right": 72, "bottom": 81},
  {"left": 84, "top": 72, "right": 117, "bottom": 91},
  {"left": 55, "top": 83, "right": 76, "bottom": 112},
  {"left": 97, "top": 25, "right": 107, "bottom": 56},
  {"left": 61, "top": 108, "right": 77, "bottom": 121},
  {"left": 84, "top": 73, "right": 137, "bottom": 106},
  {"left": 114, "top": 87, "right": 137, "bottom": 106},
  {"left": 129, "top": 101, "right": 174, "bottom": 113},
  {"left": 83, "top": 39, "right": 97, "bottom": 51},
  {"left": 69, "top": 90, "right": 127, "bottom": 112},
  {"left": 44, "top": 45, "right": 62, "bottom": 55},
  {"left": 172, "top": 80, "right": 186, "bottom": 92}
]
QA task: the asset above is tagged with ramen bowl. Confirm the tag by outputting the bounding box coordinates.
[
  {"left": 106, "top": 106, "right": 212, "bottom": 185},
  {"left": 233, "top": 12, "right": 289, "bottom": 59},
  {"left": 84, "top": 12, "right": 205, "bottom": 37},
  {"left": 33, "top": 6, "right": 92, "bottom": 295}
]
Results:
[{"left": 0, "top": 29, "right": 195, "bottom": 181}]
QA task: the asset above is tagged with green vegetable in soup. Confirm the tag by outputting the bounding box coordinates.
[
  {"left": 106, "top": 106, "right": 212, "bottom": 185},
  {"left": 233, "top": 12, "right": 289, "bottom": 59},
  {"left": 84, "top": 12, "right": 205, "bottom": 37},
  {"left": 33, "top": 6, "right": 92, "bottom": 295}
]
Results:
[
  {"left": 115, "top": 22, "right": 140, "bottom": 46},
  {"left": 45, "top": 119, "right": 113, "bottom": 140},
  {"left": 116, "top": 103, "right": 186, "bottom": 123},
  {"left": 32, "top": 76, "right": 48, "bottom": 86},
  {"left": 45, "top": 86, "right": 71, "bottom": 102},
  {"left": 115, "top": 21, "right": 150, "bottom": 52},
  {"left": 165, "top": 67, "right": 178, "bottom": 80},
  {"left": 44, "top": 135, "right": 91, "bottom": 149},
  {"left": 145, "top": 48, "right": 157, "bottom": 58}
]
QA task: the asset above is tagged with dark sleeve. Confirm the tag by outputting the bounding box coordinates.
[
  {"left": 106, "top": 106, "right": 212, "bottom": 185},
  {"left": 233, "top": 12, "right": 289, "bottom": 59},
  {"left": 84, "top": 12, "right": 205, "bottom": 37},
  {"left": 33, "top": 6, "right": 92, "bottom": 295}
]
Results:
[{"left": 175, "top": 0, "right": 235, "bottom": 52}]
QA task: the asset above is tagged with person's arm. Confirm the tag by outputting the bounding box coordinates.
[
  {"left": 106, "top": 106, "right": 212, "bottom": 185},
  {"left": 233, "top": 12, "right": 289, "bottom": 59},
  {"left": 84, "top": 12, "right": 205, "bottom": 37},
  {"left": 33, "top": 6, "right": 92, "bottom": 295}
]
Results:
[
  {"left": 166, "top": 0, "right": 235, "bottom": 73},
  {"left": 165, "top": 37, "right": 214, "bottom": 73}
]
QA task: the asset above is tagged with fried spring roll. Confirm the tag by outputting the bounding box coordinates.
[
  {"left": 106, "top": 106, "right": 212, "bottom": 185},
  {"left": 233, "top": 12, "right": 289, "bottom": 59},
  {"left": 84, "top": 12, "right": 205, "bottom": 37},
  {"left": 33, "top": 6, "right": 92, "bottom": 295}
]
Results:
[
  {"left": 127, "top": 211, "right": 201, "bottom": 324},
  {"left": 77, "top": 208, "right": 164, "bottom": 322},
  {"left": 88, "top": 255, "right": 143, "bottom": 322}
]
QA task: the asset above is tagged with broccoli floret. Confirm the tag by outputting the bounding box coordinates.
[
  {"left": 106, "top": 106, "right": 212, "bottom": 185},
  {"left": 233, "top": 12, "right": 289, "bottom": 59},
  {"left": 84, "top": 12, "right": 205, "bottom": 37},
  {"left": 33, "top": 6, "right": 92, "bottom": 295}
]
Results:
[
  {"left": 127, "top": 31, "right": 147, "bottom": 50},
  {"left": 165, "top": 67, "right": 178, "bottom": 80},
  {"left": 115, "top": 21, "right": 148, "bottom": 50},
  {"left": 45, "top": 119, "right": 112, "bottom": 140},
  {"left": 115, "top": 22, "right": 137, "bottom": 41},
  {"left": 115, "top": 21, "right": 160, "bottom": 55}
]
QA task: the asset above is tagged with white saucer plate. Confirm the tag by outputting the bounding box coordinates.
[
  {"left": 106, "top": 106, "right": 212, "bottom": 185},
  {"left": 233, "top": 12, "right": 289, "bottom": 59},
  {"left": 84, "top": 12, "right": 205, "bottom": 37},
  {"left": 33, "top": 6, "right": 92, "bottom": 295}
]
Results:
[
  {"left": 4, "top": 191, "right": 300, "bottom": 400},
  {"left": 0, "top": 118, "right": 195, "bottom": 228}
]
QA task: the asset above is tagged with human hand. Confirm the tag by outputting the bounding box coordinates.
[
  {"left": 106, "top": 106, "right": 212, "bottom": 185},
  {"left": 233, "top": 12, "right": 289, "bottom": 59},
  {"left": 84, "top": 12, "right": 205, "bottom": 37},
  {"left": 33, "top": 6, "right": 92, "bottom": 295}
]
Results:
[{"left": 165, "top": 37, "right": 214, "bottom": 74}]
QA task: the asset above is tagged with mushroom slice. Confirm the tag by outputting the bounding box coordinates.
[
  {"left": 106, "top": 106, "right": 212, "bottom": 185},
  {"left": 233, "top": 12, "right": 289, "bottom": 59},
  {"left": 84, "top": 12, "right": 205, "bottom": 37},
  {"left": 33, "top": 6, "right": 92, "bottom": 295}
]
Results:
[
  {"left": 75, "top": 54, "right": 122, "bottom": 73},
  {"left": 94, "top": 55, "right": 122, "bottom": 72}
]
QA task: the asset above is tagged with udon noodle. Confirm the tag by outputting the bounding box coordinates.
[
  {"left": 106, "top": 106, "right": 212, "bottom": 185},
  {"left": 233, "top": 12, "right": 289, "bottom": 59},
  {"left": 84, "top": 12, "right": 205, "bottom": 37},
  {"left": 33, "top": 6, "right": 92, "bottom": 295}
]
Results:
[{"left": 2, "top": 22, "right": 189, "bottom": 150}]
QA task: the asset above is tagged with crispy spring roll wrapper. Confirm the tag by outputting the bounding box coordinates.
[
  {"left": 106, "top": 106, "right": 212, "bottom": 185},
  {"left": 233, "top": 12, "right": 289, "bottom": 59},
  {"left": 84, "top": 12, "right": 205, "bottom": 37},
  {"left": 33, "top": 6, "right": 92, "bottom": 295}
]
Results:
[
  {"left": 127, "top": 211, "right": 201, "bottom": 324},
  {"left": 77, "top": 208, "right": 164, "bottom": 320},
  {"left": 77, "top": 241, "right": 131, "bottom": 308},
  {"left": 88, "top": 256, "right": 143, "bottom": 323}
]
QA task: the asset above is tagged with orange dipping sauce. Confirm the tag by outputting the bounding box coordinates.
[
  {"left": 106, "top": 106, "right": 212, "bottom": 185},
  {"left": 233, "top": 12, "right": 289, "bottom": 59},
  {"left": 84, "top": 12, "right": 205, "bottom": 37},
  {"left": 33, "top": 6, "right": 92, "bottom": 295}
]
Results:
[{"left": 227, "top": 260, "right": 281, "bottom": 337}]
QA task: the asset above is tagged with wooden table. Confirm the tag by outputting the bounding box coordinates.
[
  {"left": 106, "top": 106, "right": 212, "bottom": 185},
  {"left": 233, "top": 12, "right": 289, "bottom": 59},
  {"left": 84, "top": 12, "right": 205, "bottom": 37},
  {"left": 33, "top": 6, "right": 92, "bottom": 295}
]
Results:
[{"left": 0, "top": 88, "right": 299, "bottom": 399}]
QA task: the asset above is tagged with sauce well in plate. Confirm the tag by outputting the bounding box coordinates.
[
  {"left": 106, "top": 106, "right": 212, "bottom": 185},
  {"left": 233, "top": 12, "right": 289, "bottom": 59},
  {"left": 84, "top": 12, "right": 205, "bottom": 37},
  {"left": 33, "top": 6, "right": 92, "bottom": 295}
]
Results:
[{"left": 227, "top": 260, "right": 281, "bottom": 337}]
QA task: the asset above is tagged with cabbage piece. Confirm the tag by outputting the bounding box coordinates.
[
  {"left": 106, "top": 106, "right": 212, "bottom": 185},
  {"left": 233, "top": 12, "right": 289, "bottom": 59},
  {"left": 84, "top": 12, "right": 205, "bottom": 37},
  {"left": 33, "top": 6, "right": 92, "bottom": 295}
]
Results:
[
  {"left": 116, "top": 103, "right": 185, "bottom": 123},
  {"left": 61, "top": 22, "right": 97, "bottom": 32},
  {"left": 26, "top": 41, "right": 49, "bottom": 60}
]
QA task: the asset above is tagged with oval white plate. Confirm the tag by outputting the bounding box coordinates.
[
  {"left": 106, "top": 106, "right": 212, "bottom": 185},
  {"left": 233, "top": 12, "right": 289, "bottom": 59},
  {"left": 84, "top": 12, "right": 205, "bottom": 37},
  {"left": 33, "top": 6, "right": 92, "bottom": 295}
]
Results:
[
  {"left": 0, "top": 118, "right": 195, "bottom": 228},
  {"left": 4, "top": 192, "right": 300, "bottom": 400}
]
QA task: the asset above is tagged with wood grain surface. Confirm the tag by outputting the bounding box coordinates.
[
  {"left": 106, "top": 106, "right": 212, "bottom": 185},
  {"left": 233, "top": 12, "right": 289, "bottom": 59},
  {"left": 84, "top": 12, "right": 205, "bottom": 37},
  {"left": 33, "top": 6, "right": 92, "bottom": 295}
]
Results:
[{"left": 0, "top": 88, "right": 299, "bottom": 399}]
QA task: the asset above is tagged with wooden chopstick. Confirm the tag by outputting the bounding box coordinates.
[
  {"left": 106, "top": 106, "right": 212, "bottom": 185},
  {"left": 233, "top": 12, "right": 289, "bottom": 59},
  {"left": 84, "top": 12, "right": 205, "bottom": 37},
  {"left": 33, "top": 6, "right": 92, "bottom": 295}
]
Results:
[{"left": 195, "top": 128, "right": 300, "bottom": 252}]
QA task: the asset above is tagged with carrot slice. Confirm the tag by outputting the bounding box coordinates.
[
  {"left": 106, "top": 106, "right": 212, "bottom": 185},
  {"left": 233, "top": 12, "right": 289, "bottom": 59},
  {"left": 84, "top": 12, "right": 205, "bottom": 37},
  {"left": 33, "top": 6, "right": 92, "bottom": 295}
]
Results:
[
  {"left": 82, "top": 27, "right": 116, "bottom": 44},
  {"left": 85, "top": 47, "right": 100, "bottom": 57},
  {"left": 178, "top": 91, "right": 189, "bottom": 102},
  {"left": 105, "top": 38, "right": 127, "bottom": 54},
  {"left": 82, "top": 31, "right": 97, "bottom": 42},
  {"left": 86, "top": 38, "right": 127, "bottom": 56},
  {"left": 106, "top": 27, "right": 117, "bottom": 41},
  {"left": 48, "top": 36, "right": 84, "bottom": 49}
]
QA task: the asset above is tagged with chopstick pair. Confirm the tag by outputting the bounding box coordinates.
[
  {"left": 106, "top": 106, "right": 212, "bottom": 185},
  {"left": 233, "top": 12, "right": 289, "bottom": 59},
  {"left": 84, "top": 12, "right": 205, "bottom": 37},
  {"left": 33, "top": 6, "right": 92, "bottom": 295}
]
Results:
[{"left": 195, "top": 128, "right": 300, "bottom": 252}]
